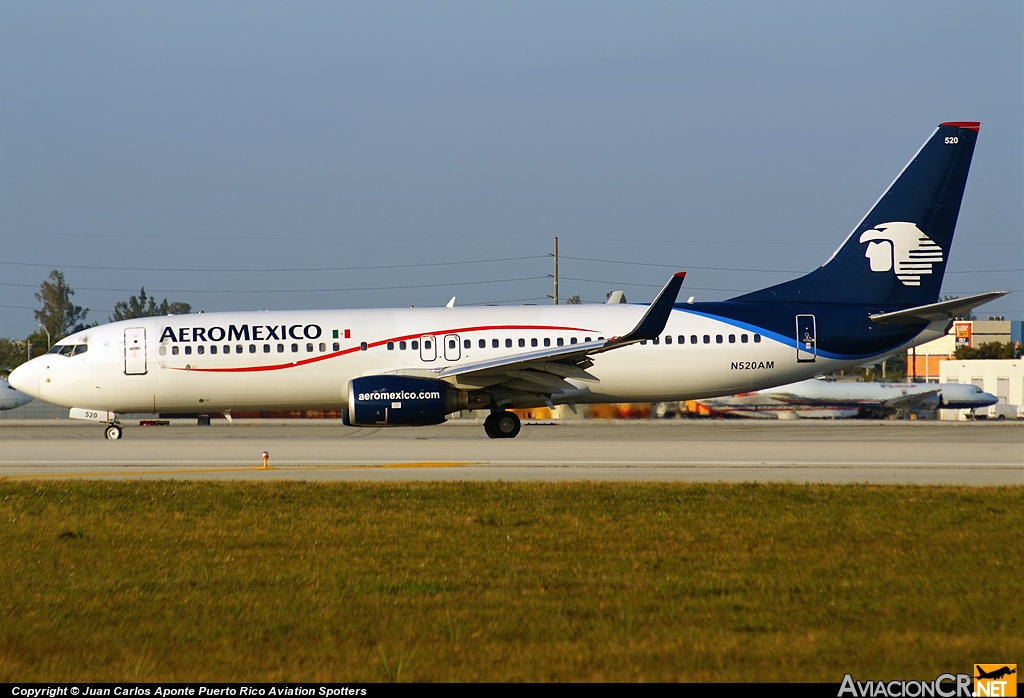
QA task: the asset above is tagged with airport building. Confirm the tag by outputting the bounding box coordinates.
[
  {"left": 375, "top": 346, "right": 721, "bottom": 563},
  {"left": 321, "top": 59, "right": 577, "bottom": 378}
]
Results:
[
  {"left": 908, "top": 318, "right": 1019, "bottom": 382},
  {"left": 939, "top": 359, "right": 1024, "bottom": 420}
]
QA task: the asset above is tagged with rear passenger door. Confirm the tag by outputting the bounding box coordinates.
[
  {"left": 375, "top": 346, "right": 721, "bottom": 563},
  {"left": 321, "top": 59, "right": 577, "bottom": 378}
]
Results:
[{"left": 795, "top": 315, "right": 816, "bottom": 363}]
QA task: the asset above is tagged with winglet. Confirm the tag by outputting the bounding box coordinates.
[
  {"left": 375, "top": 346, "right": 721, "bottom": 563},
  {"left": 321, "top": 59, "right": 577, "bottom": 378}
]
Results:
[{"left": 601, "top": 272, "right": 685, "bottom": 350}]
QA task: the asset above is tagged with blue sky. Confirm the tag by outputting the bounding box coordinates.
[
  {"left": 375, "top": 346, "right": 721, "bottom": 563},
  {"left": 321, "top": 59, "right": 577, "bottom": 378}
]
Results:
[{"left": 1, "top": 1, "right": 1021, "bottom": 337}]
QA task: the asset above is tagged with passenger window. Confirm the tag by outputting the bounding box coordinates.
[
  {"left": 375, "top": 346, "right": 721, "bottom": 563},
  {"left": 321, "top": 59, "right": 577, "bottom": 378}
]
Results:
[
  {"left": 411, "top": 341, "right": 419, "bottom": 350},
  {"left": 449, "top": 339, "right": 457, "bottom": 349},
  {"left": 172, "top": 346, "right": 180, "bottom": 355},
  {"left": 741, "top": 334, "right": 748, "bottom": 343},
  {"left": 518, "top": 338, "right": 525, "bottom": 347},
  {"left": 291, "top": 343, "right": 298, "bottom": 352},
  {"left": 584, "top": 337, "right": 591, "bottom": 342},
  {"left": 399, "top": 341, "right": 407, "bottom": 350},
  {"left": 185, "top": 346, "right": 192, "bottom": 355},
  {"left": 387, "top": 342, "right": 395, "bottom": 350},
  {"left": 333, "top": 342, "right": 340, "bottom": 351},
  {"left": 492, "top": 339, "right": 499, "bottom": 348},
  {"left": 159, "top": 346, "right": 167, "bottom": 356},
  {"left": 640, "top": 340, "right": 647, "bottom": 345},
  {"left": 557, "top": 338, "right": 564, "bottom": 347},
  {"left": 197, "top": 346, "right": 205, "bottom": 355},
  {"left": 264, "top": 344, "right": 271, "bottom": 353},
  {"left": 224, "top": 345, "right": 230, "bottom": 354},
  {"left": 754, "top": 334, "right": 762, "bottom": 343},
  {"left": 531, "top": 338, "right": 538, "bottom": 347},
  {"left": 716, "top": 335, "right": 723, "bottom": 344},
  {"left": 424, "top": 340, "right": 432, "bottom": 349},
  {"left": 570, "top": 337, "right": 577, "bottom": 344},
  {"left": 651, "top": 337, "right": 658, "bottom": 345},
  {"left": 360, "top": 342, "right": 367, "bottom": 351},
  {"left": 319, "top": 342, "right": 326, "bottom": 352},
  {"left": 691, "top": 335, "right": 698, "bottom": 344},
  {"left": 464, "top": 339, "right": 471, "bottom": 349},
  {"left": 664, "top": 336, "right": 672, "bottom": 345},
  {"left": 728, "top": 334, "right": 736, "bottom": 343},
  {"left": 678, "top": 335, "right": 685, "bottom": 344},
  {"left": 250, "top": 345, "right": 257, "bottom": 353},
  {"left": 236, "top": 345, "right": 243, "bottom": 354},
  {"left": 210, "top": 346, "right": 217, "bottom": 355},
  {"left": 479, "top": 339, "right": 486, "bottom": 349},
  {"left": 278, "top": 344, "right": 285, "bottom": 353},
  {"left": 703, "top": 335, "right": 710, "bottom": 344},
  {"left": 544, "top": 338, "right": 551, "bottom": 347},
  {"left": 505, "top": 338, "right": 512, "bottom": 348}
]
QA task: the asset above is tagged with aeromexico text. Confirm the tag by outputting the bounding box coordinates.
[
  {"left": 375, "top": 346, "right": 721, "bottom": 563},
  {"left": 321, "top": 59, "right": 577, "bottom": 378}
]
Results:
[{"left": 160, "top": 324, "right": 323, "bottom": 343}]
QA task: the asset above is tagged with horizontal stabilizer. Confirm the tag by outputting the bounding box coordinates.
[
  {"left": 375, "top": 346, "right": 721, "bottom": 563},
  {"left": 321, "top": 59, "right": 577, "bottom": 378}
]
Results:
[{"left": 870, "top": 291, "right": 1008, "bottom": 325}]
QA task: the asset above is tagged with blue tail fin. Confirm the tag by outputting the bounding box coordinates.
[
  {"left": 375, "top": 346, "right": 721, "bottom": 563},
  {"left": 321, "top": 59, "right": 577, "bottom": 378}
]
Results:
[{"left": 733, "top": 122, "right": 979, "bottom": 308}]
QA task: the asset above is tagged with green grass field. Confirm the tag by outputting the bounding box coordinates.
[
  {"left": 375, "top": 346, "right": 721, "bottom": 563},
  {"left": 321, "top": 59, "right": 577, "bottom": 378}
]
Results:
[{"left": 0, "top": 481, "right": 1020, "bottom": 682}]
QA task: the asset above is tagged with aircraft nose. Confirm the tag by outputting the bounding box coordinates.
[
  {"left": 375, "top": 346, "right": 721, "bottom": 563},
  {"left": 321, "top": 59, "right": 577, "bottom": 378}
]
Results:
[{"left": 8, "top": 361, "right": 41, "bottom": 399}]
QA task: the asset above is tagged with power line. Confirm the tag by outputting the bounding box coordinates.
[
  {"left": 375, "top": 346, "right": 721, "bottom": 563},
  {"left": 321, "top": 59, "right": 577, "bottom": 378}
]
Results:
[
  {"left": 562, "top": 256, "right": 804, "bottom": 273},
  {"left": 1, "top": 254, "right": 1017, "bottom": 276},
  {"left": 0, "top": 256, "right": 547, "bottom": 274},
  {"left": 559, "top": 276, "right": 749, "bottom": 292},
  {"left": 0, "top": 277, "right": 549, "bottom": 295},
  {"left": 562, "top": 255, "right": 1022, "bottom": 274}
]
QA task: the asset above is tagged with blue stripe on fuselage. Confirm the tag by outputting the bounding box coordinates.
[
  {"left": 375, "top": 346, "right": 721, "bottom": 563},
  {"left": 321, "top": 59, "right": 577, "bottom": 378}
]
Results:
[{"left": 667, "top": 303, "right": 923, "bottom": 361}]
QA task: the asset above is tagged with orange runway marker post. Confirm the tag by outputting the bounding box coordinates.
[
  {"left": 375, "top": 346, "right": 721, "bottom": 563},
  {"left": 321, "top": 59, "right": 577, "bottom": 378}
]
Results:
[{"left": 261, "top": 451, "right": 270, "bottom": 470}]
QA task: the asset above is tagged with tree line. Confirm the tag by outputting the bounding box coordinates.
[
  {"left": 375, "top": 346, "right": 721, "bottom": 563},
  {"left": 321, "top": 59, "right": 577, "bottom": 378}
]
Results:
[{"left": 0, "top": 270, "right": 192, "bottom": 373}]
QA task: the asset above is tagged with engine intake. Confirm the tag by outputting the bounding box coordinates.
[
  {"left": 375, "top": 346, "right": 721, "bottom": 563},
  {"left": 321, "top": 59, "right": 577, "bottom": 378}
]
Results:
[{"left": 346, "top": 376, "right": 464, "bottom": 427}]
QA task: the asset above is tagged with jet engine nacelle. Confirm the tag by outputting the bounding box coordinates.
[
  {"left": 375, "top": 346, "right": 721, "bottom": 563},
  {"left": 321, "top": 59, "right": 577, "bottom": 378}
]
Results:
[{"left": 346, "top": 376, "right": 464, "bottom": 427}]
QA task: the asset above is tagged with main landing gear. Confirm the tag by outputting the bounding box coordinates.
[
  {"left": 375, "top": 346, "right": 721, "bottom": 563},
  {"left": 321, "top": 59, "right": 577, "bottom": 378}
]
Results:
[
  {"left": 103, "top": 421, "right": 124, "bottom": 440},
  {"left": 484, "top": 410, "right": 521, "bottom": 439}
]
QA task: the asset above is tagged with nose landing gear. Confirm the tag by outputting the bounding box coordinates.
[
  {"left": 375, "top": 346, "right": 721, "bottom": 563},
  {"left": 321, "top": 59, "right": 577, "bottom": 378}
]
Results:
[
  {"left": 103, "top": 422, "right": 124, "bottom": 440},
  {"left": 484, "top": 410, "right": 521, "bottom": 439}
]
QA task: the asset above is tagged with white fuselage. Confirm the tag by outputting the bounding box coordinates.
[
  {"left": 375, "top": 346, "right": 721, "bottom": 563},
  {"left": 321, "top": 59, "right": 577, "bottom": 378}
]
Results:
[{"left": 10, "top": 304, "right": 938, "bottom": 416}]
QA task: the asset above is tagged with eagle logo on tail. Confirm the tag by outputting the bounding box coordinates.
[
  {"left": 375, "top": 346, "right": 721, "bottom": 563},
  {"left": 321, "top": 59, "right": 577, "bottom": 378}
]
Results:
[{"left": 859, "top": 222, "right": 944, "bottom": 286}]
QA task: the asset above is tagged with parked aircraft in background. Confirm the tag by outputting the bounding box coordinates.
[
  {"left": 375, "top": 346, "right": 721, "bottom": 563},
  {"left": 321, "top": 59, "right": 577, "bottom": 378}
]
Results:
[
  {"left": 0, "top": 378, "right": 34, "bottom": 411},
  {"left": 690, "top": 378, "right": 999, "bottom": 419},
  {"left": 9, "top": 122, "right": 1008, "bottom": 439}
]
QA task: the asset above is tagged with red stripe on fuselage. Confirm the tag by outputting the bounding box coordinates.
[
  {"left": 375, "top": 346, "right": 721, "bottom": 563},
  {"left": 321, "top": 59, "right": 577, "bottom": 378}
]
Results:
[{"left": 166, "top": 323, "right": 598, "bottom": 373}]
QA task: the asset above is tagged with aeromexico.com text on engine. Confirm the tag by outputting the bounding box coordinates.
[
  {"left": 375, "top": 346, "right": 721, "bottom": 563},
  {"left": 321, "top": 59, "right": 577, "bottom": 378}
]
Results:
[
  {"left": 358, "top": 390, "right": 442, "bottom": 401},
  {"left": 159, "top": 324, "right": 323, "bottom": 343}
]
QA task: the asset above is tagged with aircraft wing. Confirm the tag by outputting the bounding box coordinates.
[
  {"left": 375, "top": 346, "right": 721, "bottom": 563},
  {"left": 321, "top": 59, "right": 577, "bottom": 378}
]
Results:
[
  {"left": 881, "top": 389, "right": 940, "bottom": 410},
  {"left": 869, "top": 291, "right": 1008, "bottom": 326},
  {"left": 430, "top": 273, "right": 686, "bottom": 398}
]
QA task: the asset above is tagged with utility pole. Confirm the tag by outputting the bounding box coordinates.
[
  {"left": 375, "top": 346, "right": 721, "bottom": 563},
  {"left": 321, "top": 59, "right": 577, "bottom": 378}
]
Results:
[{"left": 551, "top": 236, "right": 559, "bottom": 305}]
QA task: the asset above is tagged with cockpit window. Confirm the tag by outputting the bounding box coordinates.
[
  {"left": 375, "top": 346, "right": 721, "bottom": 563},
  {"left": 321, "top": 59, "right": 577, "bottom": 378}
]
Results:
[{"left": 46, "top": 344, "right": 87, "bottom": 356}]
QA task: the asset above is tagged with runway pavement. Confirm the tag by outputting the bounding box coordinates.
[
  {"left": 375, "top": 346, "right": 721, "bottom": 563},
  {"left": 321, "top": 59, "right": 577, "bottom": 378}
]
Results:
[{"left": 0, "top": 418, "right": 1021, "bottom": 485}]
